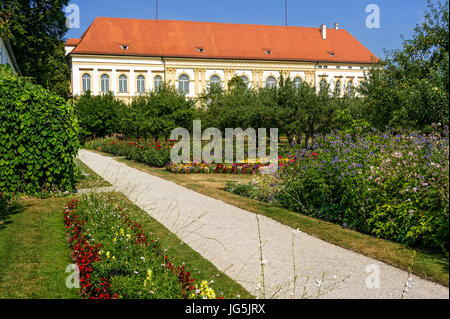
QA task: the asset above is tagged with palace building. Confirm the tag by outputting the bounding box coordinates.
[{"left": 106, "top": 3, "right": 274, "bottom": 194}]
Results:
[{"left": 65, "top": 17, "right": 378, "bottom": 102}]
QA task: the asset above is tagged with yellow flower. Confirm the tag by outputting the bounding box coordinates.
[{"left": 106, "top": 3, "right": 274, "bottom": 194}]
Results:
[
  {"left": 144, "top": 269, "right": 153, "bottom": 288},
  {"left": 106, "top": 251, "right": 110, "bottom": 259}
]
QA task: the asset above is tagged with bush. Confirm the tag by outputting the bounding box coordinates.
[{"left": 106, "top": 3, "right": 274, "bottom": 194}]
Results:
[
  {"left": 0, "top": 65, "right": 79, "bottom": 195},
  {"left": 75, "top": 92, "right": 126, "bottom": 143},
  {"left": 64, "top": 194, "right": 218, "bottom": 299},
  {"left": 118, "top": 84, "right": 196, "bottom": 139}
]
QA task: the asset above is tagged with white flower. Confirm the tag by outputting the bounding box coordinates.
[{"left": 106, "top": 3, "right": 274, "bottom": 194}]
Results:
[
  {"left": 315, "top": 279, "right": 322, "bottom": 287},
  {"left": 236, "top": 294, "right": 240, "bottom": 298},
  {"left": 134, "top": 271, "right": 139, "bottom": 274},
  {"left": 140, "top": 256, "right": 145, "bottom": 261},
  {"left": 293, "top": 229, "right": 302, "bottom": 236}
]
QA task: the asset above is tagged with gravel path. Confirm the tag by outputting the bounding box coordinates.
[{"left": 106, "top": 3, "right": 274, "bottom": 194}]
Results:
[{"left": 77, "top": 150, "right": 449, "bottom": 299}]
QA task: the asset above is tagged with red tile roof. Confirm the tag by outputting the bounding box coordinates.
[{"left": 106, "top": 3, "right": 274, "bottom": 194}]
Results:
[
  {"left": 69, "top": 17, "right": 378, "bottom": 64},
  {"left": 65, "top": 38, "right": 81, "bottom": 46}
]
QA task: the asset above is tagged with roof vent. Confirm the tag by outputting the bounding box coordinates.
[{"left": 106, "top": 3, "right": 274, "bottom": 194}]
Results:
[
  {"left": 120, "top": 44, "right": 129, "bottom": 51},
  {"left": 328, "top": 50, "right": 335, "bottom": 57},
  {"left": 320, "top": 24, "right": 327, "bottom": 40},
  {"left": 264, "top": 48, "right": 272, "bottom": 55},
  {"left": 334, "top": 23, "right": 339, "bottom": 30},
  {"left": 196, "top": 47, "right": 204, "bottom": 53}
]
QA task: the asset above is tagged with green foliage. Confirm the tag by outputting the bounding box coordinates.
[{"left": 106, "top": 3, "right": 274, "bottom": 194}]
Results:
[
  {"left": 360, "top": 0, "right": 449, "bottom": 129},
  {"left": 0, "top": 65, "right": 79, "bottom": 195},
  {"left": 75, "top": 84, "right": 195, "bottom": 141},
  {"left": 1, "top": 0, "right": 71, "bottom": 97},
  {"left": 119, "top": 84, "right": 196, "bottom": 139},
  {"left": 75, "top": 92, "right": 126, "bottom": 142}
]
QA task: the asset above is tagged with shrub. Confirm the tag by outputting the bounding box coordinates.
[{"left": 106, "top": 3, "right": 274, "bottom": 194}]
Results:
[
  {"left": 0, "top": 65, "right": 79, "bottom": 195},
  {"left": 118, "top": 84, "right": 196, "bottom": 139},
  {"left": 75, "top": 92, "right": 126, "bottom": 143},
  {"left": 64, "top": 194, "right": 218, "bottom": 299}
]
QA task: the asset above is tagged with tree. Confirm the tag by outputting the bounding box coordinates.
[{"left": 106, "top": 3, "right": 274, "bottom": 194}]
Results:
[
  {"left": 0, "top": 0, "right": 70, "bottom": 97},
  {"left": 360, "top": 0, "right": 449, "bottom": 129}
]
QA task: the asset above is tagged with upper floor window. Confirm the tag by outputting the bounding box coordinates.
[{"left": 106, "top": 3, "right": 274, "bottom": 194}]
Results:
[
  {"left": 119, "top": 75, "right": 128, "bottom": 93},
  {"left": 334, "top": 80, "right": 342, "bottom": 95},
  {"left": 178, "top": 74, "right": 190, "bottom": 93},
  {"left": 346, "top": 81, "right": 354, "bottom": 95},
  {"left": 136, "top": 75, "right": 145, "bottom": 94},
  {"left": 209, "top": 75, "right": 221, "bottom": 87},
  {"left": 82, "top": 73, "right": 91, "bottom": 92},
  {"left": 293, "top": 77, "right": 302, "bottom": 89},
  {"left": 266, "top": 76, "right": 277, "bottom": 89},
  {"left": 154, "top": 75, "right": 162, "bottom": 92},
  {"left": 319, "top": 79, "right": 328, "bottom": 93},
  {"left": 101, "top": 74, "right": 110, "bottom": 93}
]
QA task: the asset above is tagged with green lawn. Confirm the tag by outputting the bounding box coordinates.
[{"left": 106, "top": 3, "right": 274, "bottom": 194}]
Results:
[
  {"left": 109, "top": 154, "right": 449, "bottom": 287},
  {"left": 0, "top": 197, "right": 80, "bottom": 299},
  {"left": 74, "top": 158, "right": 111, "bottom": 190}
]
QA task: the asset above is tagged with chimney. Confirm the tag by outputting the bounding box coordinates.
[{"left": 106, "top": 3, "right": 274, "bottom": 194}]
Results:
[
  {"left": 320, "top": 24, "right": 327, "bottom": 40},
  {"left": 334, "top": 23, "right": 339, "bottom": 30}
]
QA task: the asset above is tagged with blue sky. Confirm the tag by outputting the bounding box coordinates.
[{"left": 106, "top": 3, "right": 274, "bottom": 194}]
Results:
[{"left": 65, "top": 0, "right": 429, "bottom": 59}]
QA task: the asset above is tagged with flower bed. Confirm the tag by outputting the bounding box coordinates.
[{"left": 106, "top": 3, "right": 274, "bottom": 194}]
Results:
[
  {"left": 86, "top": 138, "right": 173, "bottom": 168},
  {"left": 64, "top": 194, "right": 218, "bottom": 299},
  {"left": 166, "top": 156, "right": 298, "bottom": 175},
  {"left": 228, "top": 128, "right": 449, "bottom": 254}
]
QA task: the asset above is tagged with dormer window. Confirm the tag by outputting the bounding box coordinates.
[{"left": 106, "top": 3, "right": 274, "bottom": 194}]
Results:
[
  {"left": 120, "top": 44, "right": 129, "bottom": 51},
  {"left": 328, "top": 51, "right": 335, "bottom": 57},
  {"left": 264, "top": 48, "right": 272, "bottom": 55},
  {"left": 196, "top": 47, "right": 204, "bottom": 53}
]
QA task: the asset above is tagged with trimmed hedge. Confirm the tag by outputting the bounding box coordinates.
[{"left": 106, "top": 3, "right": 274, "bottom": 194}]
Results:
[{"left": 0, "top": 65, "right": 79, "bottom": 195}]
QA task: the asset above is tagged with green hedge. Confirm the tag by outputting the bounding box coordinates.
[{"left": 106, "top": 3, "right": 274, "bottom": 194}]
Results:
[{"left": 0, "top": 65, "right": 79, "bottom": 195}]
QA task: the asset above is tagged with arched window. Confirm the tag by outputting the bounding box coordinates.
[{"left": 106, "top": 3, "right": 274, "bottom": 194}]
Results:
[
  {"left": 335, "top": 80, "right": 342, "bottom": 95},
  {"left": 241, "top": 76, "right": 249, "bottom": 87},
  {"left": 136, "top": 75, "right": 145, "bottom": 94},
  {"left": 266, "top": 76, "right": 277, "bottom": 89},
  {"left": 319, "top": 79, "right": 328, "bottom": 93},
  {"left": 293, "top": 77, "right": 302, "bottom": 89},
  {"left": 119, "top": 75, "right": 128, "bottom": 93},
  {"left": 101, "top": 74, "right": 110, "bottom": 93},
  {"left": 209, "top": 75, "right": 221, "bottom": 87},
  {"left": 82, "top": 73, "right": 91, "bottom": 92},
  {"left": 154, "top": 75, "right": 162, "bottom": 92},
  {"left": 346, "top": 81, "right": 353, "bottom": 95},
  {"left": 178, "top": 74, "right": 190, "bottom": 93}
]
